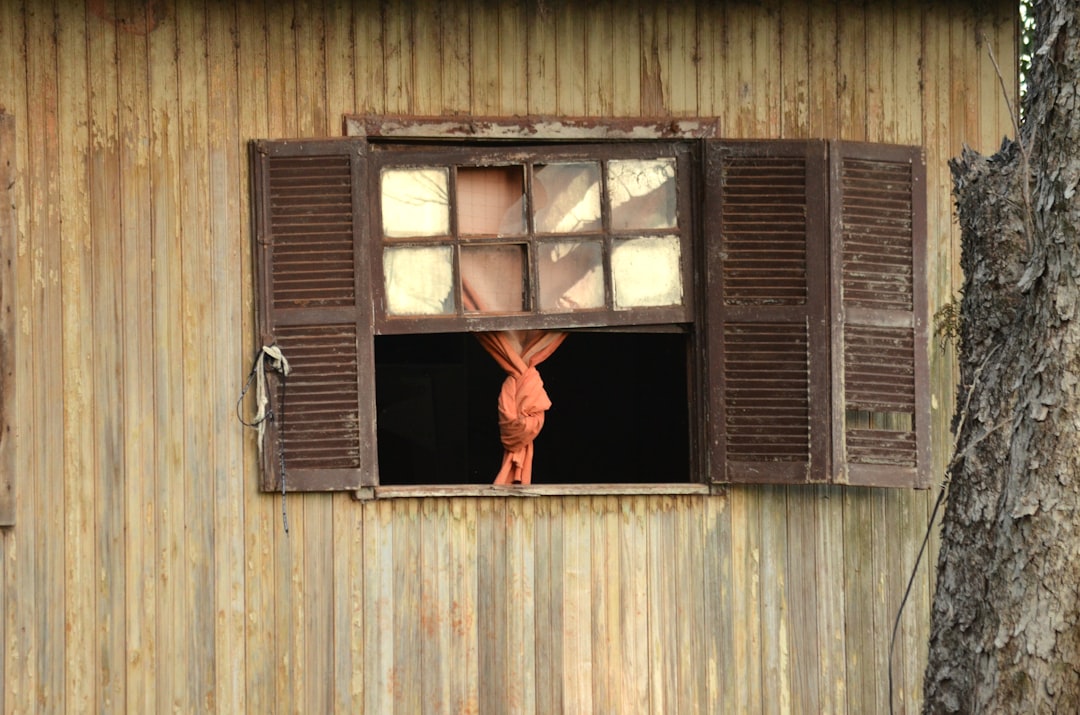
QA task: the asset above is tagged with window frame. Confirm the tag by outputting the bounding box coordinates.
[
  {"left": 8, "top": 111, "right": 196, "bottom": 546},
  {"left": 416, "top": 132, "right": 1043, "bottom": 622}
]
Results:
[{"left": 249, "top": 117, "right": 930, "bottom": 497}]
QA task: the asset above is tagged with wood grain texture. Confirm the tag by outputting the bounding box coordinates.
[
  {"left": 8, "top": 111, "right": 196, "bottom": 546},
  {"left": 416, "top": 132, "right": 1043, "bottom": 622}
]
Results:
[{"left": 0, "top": 1, "right": 1017, "bottom": 712}]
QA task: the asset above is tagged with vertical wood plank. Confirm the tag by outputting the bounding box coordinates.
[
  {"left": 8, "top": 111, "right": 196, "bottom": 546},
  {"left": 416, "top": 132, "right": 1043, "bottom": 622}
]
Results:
[
  {"left": 477, "top": 498, "right": 507, "bottom": 713},
  {"left": 363, "top": 500, "right": 395, "bottom": 714},
  {"left": 842, "top": 488, "right": 876, "bottom": 713},
  {"left": 294, "top": 0, "right": 328, "bottom": 136},
  {"left": 534, "top": 498, "right": 564, "bottom": 714},
  {"left": 554, "top": 0, "right": 586, "bottom": 116},
  {"left": 451, "top": 498, "right": 480, "bottom": 715},
  {"left": 0, "top": 105, "right": 17, "bottom": 529},
  {"left": 785, "top": 489, "right": 823, "bottom": 714},
  {"left": 396, "top": 500, "right": 422, "bottom": 714},
  {"left": 324, "top": 0, "right": 355, "bottom": 134},
  {"left": 704, "top": 493, "right": 737, "bottom": 715},
  {"left": 675, "top": 496, "right": 707, "bottom": 713},
  {"left": 807, "top": 0, "right": 839, "bottom": 137},
  {"left": 411, "top": 0, "right": 441, "bottom": 115},
  {"left": 86, "top": 4, "right": 126, "bottom": 710},
  {"left": 440, "top": 0, "right": 470, "bottom": 114},
  {"left": 590, "top": 497, "right": 618, "bottom": 712},
  {"left": 506, "top": 499, "right": 537, "bottom": 713},
  {"left": 639, "top": 5, "right": 665, "bottom": 117},
  {"left": 354, "top": 0, "right": 385, "bottom": 114},
  {"left": 731, "top": 487, "right": 763, "bottom": 711},
  {"left": 115, "top": 0, "right": 158, "bottom": 708},
  {"left": 382, "top": 0, "right": 412, "bottom": 114},
  {"left": 0, "top": 12, "right": 17, "bottom": 710},
  {"left": 147, "top": 2, "right": 188, "bottom": 707},
  {"left": 864, "top": 0, "right": 890, "bottom": 142},
  {"left": 780, "top": 0, "right": 810, "bottom": 138},
  {"left": 816, "top": 486, "right": 848, "bottom": 715},
  {"left": 334, "top": 493, "right": 364, "bottom": 712},
  {"left": 525, "top": 3, "right": 557, "bottom": 115},
  {"left": 419, "top": 498, "right": 449, "bottom": 714},
  {"left": 498, "top": 2, "right": 528, "bottom": 116},
  {"left": 760, "top": 487, "right": 791, "bottom": 714},
  {"left": 584, "top": 1, "right": 613, "bottom": 117},
  {"left": 206, "top": 2, "right": 247, "bottom": 711},
  {"left": 663, "top": 3, "right": 697, "bottom": 116},
  {"left": 235, "top": 2, "right": 278, "bottom": 712},
  {"left": 57, "top": 2, "right": 95, "bottom": 710},
  {"left": 695, "top": 1, "right": 723, "bottom": 119},
  {"left": 562, "top": 498, "right": 592, "bottom": 713},
  {"left": 836, "top": 0, "right": 867, "bottom": 141},
  {"left": 176, "top": 3, "right": 217, "bottom": 708},
  {"left": 610, "top": 0, "right": 642, "bottom": 117},
  {"left": 646, "top": 497, "right": 676, "bottom": 714},
  {"left": 471, "top": 1, "right": 500, "bottom": 115},
  {"left": 619, "top": 498, "right": 649, "bottom": 712}
]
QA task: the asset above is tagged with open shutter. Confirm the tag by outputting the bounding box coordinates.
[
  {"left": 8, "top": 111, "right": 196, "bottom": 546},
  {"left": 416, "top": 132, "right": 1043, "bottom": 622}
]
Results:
[
  {"left": 250, "top": 139, "right": 377, "bottom": 491},
  {"left": 705, "top": 140, "right": 831, "bottom": 484},
  {"left": 829, "top": 141, "right": 930, "bottom": 487}
]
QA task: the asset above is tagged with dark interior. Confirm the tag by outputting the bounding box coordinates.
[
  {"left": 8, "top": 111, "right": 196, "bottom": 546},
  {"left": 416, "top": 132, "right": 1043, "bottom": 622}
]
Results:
[{"left": 374, "top": 331, "right": 690, "bottom": 485}]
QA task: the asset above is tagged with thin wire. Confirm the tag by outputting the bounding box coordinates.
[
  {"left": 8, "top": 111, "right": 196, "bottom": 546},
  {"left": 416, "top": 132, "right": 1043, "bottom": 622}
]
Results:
[{"left": 888, "top": 483, "right": 948, "bottom": 714}]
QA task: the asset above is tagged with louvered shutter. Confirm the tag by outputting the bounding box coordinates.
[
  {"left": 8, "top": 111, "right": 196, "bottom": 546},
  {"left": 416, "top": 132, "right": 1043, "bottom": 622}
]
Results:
[
  {"left": 705, "top": 140, "right": 831, "bottom": 484},
  {"left": 250, "top": 139, "right": 377, "bottom": 491},
  {"left": 829, "top": 141, "right": 930, "bottom": 487}
]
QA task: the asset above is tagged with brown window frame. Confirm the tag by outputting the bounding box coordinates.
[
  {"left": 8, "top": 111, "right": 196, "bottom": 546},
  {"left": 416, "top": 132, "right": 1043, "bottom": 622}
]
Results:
[{"left": 249, "top": 119, "right": 930, "bottom": 497}]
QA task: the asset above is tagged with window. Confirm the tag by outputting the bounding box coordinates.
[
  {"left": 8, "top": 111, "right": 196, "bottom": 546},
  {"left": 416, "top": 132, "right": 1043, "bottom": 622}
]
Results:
[{"left": 249, "top": 121, "right": 929, "bottom": 494}]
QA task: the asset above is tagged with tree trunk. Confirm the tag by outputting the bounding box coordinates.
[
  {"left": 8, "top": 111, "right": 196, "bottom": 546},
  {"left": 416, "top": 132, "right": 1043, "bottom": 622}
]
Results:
[{"left": 924, "top": 1, "right": 1080, "bottom": 711}]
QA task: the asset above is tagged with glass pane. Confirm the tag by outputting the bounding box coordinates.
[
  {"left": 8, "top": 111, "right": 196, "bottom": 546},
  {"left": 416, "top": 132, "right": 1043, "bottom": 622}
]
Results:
[
  {"left": 383, "top": 245, "right": 455, "bottom": 315},
  {"left": 461, "top": 245, "right": 527, "bottom": 313},
  {"left": 381, "top": 167, "right": 450, "bottom": 238},
  {"left": 611, "top": 235, "right": 682, "bottom": 309},
  {"left": 538, "top": 240, "right": 604, "bottom": 311},
  {"left": 608, "top": 158, "right": 677, "bottom": 230},
  {"left": 457, "top": 166, "right": 526, "bottom": 235},
  {"left": 533, "top": 162, "right": 602, "bottom": 233}
]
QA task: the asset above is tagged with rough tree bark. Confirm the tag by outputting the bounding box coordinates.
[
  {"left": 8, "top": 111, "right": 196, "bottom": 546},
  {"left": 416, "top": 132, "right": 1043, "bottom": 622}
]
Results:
[{"left": 924, "top": 0, "right": 1080, "bottom": 711}]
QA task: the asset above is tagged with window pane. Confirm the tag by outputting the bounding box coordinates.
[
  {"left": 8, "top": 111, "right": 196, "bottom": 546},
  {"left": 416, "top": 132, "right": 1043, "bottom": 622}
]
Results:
[
  {"left": 533, "top": 162, "right": 602, "bottom": 233},
  {"left": 461, "top": 244, "right": 527, "bottom": 313},
  {"left": 608, "top": 158, "right": 677, "bottom": 230},
  {"left": 384, "top": 245, "right": 455, "bottom": 315},
  {"left": 381, "top": 167, "right": 450, "bottom": 237},
  {"left": 611, "top": 235, "right": 682, "bottom": 309},
  {"left": 457, "top": 166, "right": 526, "bottom": 235},
  {"left": 538, "top": 240, "right": 604, "bottom": 311}
]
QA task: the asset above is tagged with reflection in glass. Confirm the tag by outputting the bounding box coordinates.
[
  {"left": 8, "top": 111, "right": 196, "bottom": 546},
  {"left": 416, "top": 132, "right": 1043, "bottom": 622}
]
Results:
[
  {"left": 461, "top": 245, "right": 527, "bottom": 313},
  {"left": 538, "top": 241, "right": 604, "bottom": 311},
  {"left": 533, "top": 162, "right": 602, "bottom": 234},
  {"left": 457, "top": 166, "right": 526, "bottom": 235},
  {"left": 608, "top": 158, "right": 677, "bottom": 230},
  {"left": 381, "top": 167, "right": 450, "bottom": 238},
  {"left": 611, "top": 235, "right": 682, "bottom": 309},
  {"left": 383, "top": 245, "right": 455, "bottom": 315}
]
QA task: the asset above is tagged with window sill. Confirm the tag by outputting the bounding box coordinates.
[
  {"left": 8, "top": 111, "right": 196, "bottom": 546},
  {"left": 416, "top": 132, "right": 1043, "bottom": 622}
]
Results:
[{"left": 356, "top": 483, "right": 716, "bottom": 500}]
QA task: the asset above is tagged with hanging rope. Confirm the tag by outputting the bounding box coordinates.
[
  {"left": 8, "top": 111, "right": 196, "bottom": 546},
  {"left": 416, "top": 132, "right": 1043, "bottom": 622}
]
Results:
[{"left": 237, "top": 345, "right": 293, "bottom": 534}]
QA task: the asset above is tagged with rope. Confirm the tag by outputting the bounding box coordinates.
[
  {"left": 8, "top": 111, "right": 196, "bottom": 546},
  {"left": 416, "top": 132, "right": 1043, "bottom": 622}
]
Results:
[{"left": 237, "top": 345, "right": 293, "bottom": 534}]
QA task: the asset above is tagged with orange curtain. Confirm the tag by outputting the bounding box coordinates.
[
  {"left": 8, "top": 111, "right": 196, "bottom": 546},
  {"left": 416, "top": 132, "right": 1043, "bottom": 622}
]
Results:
[{"left": 474, "top": 330, "right": 566, "bottom": 485}]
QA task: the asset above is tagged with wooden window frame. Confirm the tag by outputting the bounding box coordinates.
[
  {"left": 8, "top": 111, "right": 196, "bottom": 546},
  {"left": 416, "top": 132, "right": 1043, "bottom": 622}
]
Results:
[{"left": 250, "top": 118, "right": 930, "bottom": 496}]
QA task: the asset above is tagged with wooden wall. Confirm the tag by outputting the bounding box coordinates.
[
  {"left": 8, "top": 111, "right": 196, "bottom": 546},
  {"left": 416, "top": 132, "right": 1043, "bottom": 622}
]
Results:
[{"left": 0, "top": 0, "right": 1015, "bottom": 712}]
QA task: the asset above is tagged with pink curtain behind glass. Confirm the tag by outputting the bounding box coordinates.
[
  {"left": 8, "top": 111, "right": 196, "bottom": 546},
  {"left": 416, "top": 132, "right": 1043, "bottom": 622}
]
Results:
[{"left": 473, "top": 330, "right": 566, "bottom": 485}]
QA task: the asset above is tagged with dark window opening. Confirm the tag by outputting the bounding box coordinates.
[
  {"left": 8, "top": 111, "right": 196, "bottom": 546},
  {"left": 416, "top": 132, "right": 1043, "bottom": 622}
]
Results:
[{"left": 375, "top": 332, "right": 690, "bottom": 485}]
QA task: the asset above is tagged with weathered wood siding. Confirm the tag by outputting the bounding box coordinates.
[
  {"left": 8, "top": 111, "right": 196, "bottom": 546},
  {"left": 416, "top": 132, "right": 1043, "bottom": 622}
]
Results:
[{"left": 0, "top": 0, "right": 1014, "bottom": 712}]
